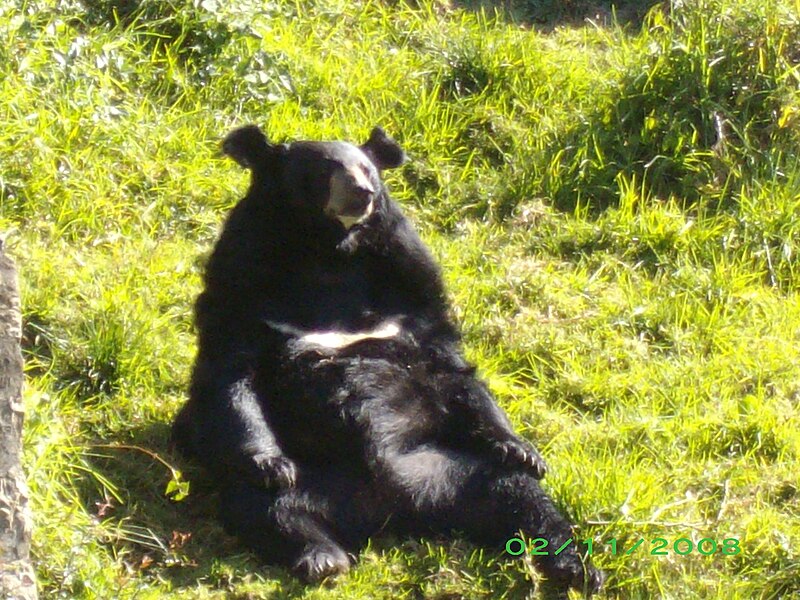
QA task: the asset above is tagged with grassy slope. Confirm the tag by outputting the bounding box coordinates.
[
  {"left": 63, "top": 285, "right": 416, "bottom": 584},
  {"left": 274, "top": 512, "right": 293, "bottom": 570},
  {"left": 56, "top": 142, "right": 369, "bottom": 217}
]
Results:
[{"left": 2, "top": 0, "right": 799, "bottom": 597}]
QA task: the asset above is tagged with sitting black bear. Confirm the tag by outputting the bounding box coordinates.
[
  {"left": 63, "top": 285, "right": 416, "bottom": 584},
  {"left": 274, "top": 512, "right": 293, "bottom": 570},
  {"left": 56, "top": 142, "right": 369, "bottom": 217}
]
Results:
[{"left": 171, "top": 125, "right": 603, "bottom": 595}]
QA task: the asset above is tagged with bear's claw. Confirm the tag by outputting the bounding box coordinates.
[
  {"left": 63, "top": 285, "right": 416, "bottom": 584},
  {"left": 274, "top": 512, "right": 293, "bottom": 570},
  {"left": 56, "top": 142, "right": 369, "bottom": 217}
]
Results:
[
  {"left": 294, "top": 544, "right": 352, "bottom": 582},
  {"left": 251, "top": 453, "right": 298, "bottom": 489},
  {"left": 493, "top": 439, "right": 547, "bottom": 479}
]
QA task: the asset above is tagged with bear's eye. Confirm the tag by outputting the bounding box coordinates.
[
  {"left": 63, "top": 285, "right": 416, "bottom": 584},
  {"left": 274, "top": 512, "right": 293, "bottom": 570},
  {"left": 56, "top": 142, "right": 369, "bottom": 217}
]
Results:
[
  {"left": 358, "top": 163, "right": 373, "bottom": 180},
  {"left": 306, "top": 160, "right": 337, "bottom": 185}
]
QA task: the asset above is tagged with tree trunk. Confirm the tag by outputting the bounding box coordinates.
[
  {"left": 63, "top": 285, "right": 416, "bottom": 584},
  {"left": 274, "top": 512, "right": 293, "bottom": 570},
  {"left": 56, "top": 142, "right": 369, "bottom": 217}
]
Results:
[{"left": 0, "top": 247, "right": 37, "bottom": 600}]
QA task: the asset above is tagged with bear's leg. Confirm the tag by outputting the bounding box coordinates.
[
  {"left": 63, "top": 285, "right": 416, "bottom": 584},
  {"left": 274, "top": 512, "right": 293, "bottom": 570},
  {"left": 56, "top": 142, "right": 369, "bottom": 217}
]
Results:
[
  {"left": 219, "top": 480, "right": 351, "bottom": 581},
  {"left": 464, "top": 470, "right": 603, "bottom": 595},
  {"left": 386, "top": 447, "right": 603, "bottom": 595},
  {"left": 219, "top": 469, "right": 382, "bottom": 583}
]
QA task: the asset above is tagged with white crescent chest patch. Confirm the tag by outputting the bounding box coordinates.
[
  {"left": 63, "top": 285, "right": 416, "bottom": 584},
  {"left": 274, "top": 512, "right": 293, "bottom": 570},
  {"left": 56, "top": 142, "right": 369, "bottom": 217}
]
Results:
[{"left": 265, "top": 319, "right": 401, "bottom": 349}]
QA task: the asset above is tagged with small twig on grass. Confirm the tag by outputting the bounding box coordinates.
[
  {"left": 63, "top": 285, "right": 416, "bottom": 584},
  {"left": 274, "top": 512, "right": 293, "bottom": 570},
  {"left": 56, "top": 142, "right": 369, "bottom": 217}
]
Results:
[
  {"left": 585, "top": 519, "right": 707, "bottom": 530},
  {"left": 89, "top": 443, "right": 175, "bottom": 471},
  {"left": 763, "top": 236, "right": 778, "bottom": 287},
  {"left": 715, "top": 478, "right": 731, "bottom": 523},
  {"left": 87, "top": 443, "right": 191, "bottom": 500}
]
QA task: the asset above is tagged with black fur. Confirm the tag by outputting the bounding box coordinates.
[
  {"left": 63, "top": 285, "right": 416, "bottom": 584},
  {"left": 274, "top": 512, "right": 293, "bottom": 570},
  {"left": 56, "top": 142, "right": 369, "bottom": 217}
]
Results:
[{"left": 172, "top": 125, "right": 602, "bottom": 595}]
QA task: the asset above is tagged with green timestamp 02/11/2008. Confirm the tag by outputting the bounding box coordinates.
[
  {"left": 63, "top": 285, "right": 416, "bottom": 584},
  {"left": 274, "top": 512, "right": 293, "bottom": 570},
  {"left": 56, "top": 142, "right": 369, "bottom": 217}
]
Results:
[{"left": 505, "top": 536, "right": 741, "bottom": 557}]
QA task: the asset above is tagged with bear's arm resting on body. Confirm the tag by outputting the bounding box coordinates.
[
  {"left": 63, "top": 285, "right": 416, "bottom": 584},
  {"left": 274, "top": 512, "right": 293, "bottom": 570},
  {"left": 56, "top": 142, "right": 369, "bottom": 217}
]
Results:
[
  {"left": 187, "top": 354, "right": 297, "bottom": 489},
  {"left": 445, "top": 381, "right": 548, "bottom": 479},
  {"left": 377, "top": 202, "right": 476, "bottom": 371},
  {"left": 374, "top": 200, "right": 448, "bottom": 314}
]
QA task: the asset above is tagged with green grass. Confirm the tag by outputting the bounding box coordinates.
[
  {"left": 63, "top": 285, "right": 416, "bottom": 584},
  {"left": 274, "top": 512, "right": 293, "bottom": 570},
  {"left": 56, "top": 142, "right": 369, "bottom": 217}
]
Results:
[{"left": 3, "top": 0, "right": 800, "bottom": 597}]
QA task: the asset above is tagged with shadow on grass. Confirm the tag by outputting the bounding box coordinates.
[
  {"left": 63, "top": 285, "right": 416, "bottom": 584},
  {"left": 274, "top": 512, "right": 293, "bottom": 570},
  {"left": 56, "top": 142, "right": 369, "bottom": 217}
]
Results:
[
  {"left": 72, "top": 421, "right": 573, "bottom": 598},
  {"left": 74, "top": 421, "right": 307, "bottom": 597},
  {"left": 75, "top": 0, "right": 232, "bottom": 67},
  {"left": 530, "top": 0, "right": 796, "bottom": 219},
  {"left": 450, "top": 0, "right": 663, "bottom": 29}
]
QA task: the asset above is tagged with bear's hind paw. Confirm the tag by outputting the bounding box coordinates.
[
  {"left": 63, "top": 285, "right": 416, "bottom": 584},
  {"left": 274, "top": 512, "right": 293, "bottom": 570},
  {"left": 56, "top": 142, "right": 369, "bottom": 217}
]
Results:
[
  {"left": 545, "top": 558, "right": 605, "bottom": 597},
  {"left": 294, "top": 543, "right": 352, "bottom": 583}
]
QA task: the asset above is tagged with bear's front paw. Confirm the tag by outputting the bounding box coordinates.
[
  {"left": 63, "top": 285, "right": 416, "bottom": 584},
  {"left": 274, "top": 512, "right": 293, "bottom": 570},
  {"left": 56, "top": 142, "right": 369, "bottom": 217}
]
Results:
[
  {"left": 493, "top": 438, "right": 547, "bottom": 479},
  {"left": 294, "top": 543, "right": 352, "bottom": 583},
  {"left": 250, "top": 453, "right": 298, "bottom": 489},
  {"left": 336, "top": 227, "right": 368, "bottom": 254}
]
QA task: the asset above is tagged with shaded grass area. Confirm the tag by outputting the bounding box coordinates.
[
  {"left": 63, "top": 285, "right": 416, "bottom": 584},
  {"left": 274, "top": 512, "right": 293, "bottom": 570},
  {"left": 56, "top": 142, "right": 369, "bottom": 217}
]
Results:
[
  {"left": 453, "top": 0, "right": 661, "bottom": 29},
  {"left": 2, "top": 0, "right": 799, "bottom": 597}
]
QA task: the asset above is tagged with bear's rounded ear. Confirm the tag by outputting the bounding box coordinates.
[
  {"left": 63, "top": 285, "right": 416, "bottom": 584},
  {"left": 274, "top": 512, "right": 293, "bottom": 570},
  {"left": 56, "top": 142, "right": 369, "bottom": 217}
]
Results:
[
  {"left": 360, "top": 127, "right": 408, "bottom": 171},
  {"left": 222, "top": 125, "right": 281, "bottom": 169}
]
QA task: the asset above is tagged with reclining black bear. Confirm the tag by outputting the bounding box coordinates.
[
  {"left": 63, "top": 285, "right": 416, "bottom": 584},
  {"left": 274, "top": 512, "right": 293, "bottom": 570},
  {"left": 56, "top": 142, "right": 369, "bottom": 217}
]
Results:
[{"left": 171, "top": 125, "right": 603, "bottom": 595}]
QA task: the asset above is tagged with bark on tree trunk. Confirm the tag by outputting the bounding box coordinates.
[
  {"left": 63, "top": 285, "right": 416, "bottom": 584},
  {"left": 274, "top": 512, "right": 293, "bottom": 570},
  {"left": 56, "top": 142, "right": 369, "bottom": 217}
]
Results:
[{"left": 0, "top": 247, "right": 37, "bottom": 600}]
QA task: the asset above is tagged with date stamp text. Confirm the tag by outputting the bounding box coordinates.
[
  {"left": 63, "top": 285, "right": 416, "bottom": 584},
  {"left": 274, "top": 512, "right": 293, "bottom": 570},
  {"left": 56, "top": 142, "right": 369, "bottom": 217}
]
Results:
[{"left": 505, "top": 536, "right": 741, "bottom": 556}]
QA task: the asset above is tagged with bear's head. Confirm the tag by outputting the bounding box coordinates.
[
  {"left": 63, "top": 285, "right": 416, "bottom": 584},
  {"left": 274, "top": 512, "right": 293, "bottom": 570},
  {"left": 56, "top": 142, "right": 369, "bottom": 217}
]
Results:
[{"left": 222, "top": 125, "right": 407, "bottom": 229}]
